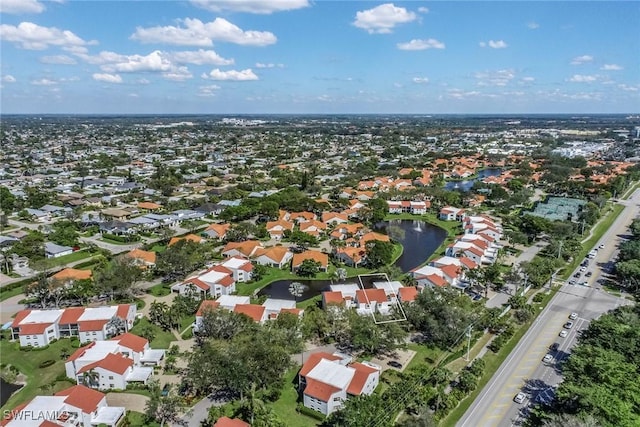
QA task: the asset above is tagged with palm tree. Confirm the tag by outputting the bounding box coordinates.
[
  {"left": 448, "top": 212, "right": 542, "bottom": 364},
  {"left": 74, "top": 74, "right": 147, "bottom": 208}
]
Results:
[{"left": 82, "top": 369, "right": 100, "bottom": 388}]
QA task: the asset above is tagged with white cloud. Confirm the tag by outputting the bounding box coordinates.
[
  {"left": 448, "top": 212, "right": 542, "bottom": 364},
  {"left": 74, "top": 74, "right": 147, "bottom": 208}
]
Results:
[
  {"left": 568, "top": 74, "right": 598, "bottom": 83},
  {"left": 397, "top": 38, "right": 445, "bottom": 51},
  {"left": 486, "top": 40, "right": 508, "bottom": 49},
  {"left": 601, "top": 64, "right": 623, "bottom": 71},
  {"left": 130, "top": 17, "right": 277, "bottom": 47},
  {"left": 171, "top": 49, "right": 234, "bottom": 66},
  {"left": 31, "top": 78, "right": 57, "bottom": 85},
  {"left": 204, "top": 68, "right": 258, "bottom": 81},
  {"left": 475, "top": 69, "right": 515, "bottom": 86},
  {"left": 353, "top": 3, "right": 417, "bottom": 34},
  {"left": 137, "top": 78, "right": 151, "bottom": 84},
  {"left": 0, "top": 0, "right": 45, "bottom": 14},
  {"left": 448, "top": 89, "right": 482, "bottom": 99},
  {"left": 527, "top": 22, "right": 539, "bottom": 29},
  {"left": 417, "top": 7, "right": 429, "bottom": 13},
  {"left": 162, "top": 66, "right": 193, "bottom": 81},
  {"left": 2, "top": 75, "right": 16, "bottom": 83},
  {"left": 521, "top": 76, "right": 535, "bottom": 82},
  {"left": 479, "top": 42, "right": 486, "bottom": 48},
  {"left": 92, "top": 73, "right": 122, "bottom": 83},
  {"left": 570, "top": 55, "right": 593, "bottom": 65},
  {"left": 128, "top": 93, "right": 139, "bottom": 97},
  {"left": 413, "top": 77, "right": 429, "bottom": 84},
  {"left": 40, "top": 54, "right": 76, "bottom": 64},
  {"left": 0, "top": 21, "right": 96, "bottom": 50},
  {"left": 618, "top": 84, "right": 638, "bottom": 92},
  {"left": 198, "top": 84, "right": 221, "bottom": 97},
  {"left": 190, "top": 0, "right": 309, "bottom": 14},
  {"left": 255, "top": 62, "right": 284, "bottom": 68},
  {"left": 101, "top": 50, "right": 172, "bottom": 73}
]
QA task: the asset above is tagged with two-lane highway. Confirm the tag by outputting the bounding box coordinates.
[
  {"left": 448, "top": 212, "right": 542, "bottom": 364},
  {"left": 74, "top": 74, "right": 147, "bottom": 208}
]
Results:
[{"left": 458, "top": 189, "right": 639, "bottom": 427}]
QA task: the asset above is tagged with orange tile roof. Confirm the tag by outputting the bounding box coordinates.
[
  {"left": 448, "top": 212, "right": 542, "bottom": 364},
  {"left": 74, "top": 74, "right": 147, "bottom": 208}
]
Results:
[
  {"left": 59, "top": 307, "right": 85, "bottom": 324},
  {"left": 356, "top": 288, "right": 388, "bottom": 304},
  {"left": 425, "top": 274, "right": 447, "bottom": 287},
  {"left": 127, "top": 248, "right": 156, "bottom": 265},
  {"left": 322, "top": 291, "right": 344, "bottom": 305},
  {"left": 304, "top": 377, "right": 341, "bottom": 402},
  {"left": 196, "top": 300, "right": 220, "bottom": 316},
  {"left": 459, "top": 257, "right": 478, "bottom": 270},
  {"left": 18, "top": 322, "right": 51, "bottom": 335},
  {"left": 10, "top": 310, "right": 32, "bottom": 328},
  {"left": 52, "top": 268, "right": 92, "bottom": 281},
  {"left": 111, "top": 333, "right": 147, "bottom": 353},
  {"left": 213, "top": 417, "right": 250, "bottom": 427},
  {"left": 55, "top": 385, "right": 105, "bottom": 414},
  {"left": 281, "top": 308, "right": 303, "bottom": 316},
  {"left": 137, "top": 201, "right": 162, "bottom": 210},
  {"left": 292, "top": 250, "right": 329, "bottom": 268},
  {"left": 78, "top": 352, "right": 133, "bottom": 375},
  {"left": 78, "top": 319, "right": 108, "bottom": 332},
  {"left": 347, "top": 362, "right": 379, "bottom": 395},
  {"left": 222, "top": 240, "right": 262, "bottom": 257},
  {"left": 398, "top": 286, "right": 419, "bottom": 302},
  {"left": 217, "top": 275, "right": 234, "bottom": 287},
  {"left": 233, "top": 304, "right": 266, "bottom": 322},
  {"left": 205, "top": 222, "right": 231, "bottom": 236},
  {"left": 169, "top": 234, "right": 202, "bottom": 246},
  {"left": 253, "top": 246, "right": 291, "bottom": 264},
  {"left": 116, "top": 304, "right": 131, "bottom": 320},
  {"left": 440, "top": 264, "right": 462, "bottom": 279}
]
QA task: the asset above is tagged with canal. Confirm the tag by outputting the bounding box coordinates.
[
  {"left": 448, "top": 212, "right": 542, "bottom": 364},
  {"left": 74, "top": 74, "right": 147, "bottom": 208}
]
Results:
[
  {"left": 257, "top": 219, "right": 447, "bottom": 301},
  {"left": 0, "top": 377, "right": 22, "bottom": 407}
]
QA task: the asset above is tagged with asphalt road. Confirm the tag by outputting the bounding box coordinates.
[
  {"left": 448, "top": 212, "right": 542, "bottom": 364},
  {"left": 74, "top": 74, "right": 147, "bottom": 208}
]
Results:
[{"left": 458, "top": 190, "right": 639, "bottom": 427}]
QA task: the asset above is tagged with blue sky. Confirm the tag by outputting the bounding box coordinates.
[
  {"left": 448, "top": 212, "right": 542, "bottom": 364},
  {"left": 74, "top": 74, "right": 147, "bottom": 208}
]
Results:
[{"left": 1, "top": 1, "right": 638, "bottom": 114}]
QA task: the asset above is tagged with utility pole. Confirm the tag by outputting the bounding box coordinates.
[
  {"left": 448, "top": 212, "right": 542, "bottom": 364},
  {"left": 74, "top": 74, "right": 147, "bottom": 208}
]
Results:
[
  {"left": 466, "top": 325, "right": 472, "bottom": 361},
  {"left": 557, "top": 240, "right": 563, "bottom": 259}
]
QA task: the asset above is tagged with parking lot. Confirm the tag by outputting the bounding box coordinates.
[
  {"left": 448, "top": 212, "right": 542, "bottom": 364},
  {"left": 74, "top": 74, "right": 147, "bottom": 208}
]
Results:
[{"left": 370, "top": 348, "right": 416, "bottom": 372}]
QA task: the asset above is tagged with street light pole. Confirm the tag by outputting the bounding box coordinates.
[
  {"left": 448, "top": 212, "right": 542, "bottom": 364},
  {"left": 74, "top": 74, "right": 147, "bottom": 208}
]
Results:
[{"left": 465, "top": 326, "right": 472, "bottom": 362}]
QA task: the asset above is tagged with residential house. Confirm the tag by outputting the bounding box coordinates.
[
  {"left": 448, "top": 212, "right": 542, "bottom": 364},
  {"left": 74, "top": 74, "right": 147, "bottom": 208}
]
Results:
[
  {"left": 202, "top": 223, "right": 231, "bottom": 240},
  {"left": 252, "top": 246, "right": 293, "bottom": 268},
  {"left": 10, "top": 305, "right": 136, "bottom": 347},
  {"left": 65, "top": 333, "right": 162, "bottom": 390},
  {"left": 126, "top": 248, "right": 157, "bottom": 268},
  {"left": 213, "top": 417, "right": 250, "bottom": 427},
  {"left": 52, "top": 268, "right": 92, "bottom": 285},
  {"left": 299, "top": 220, "right": 326, "bottom": 238},
  {"left": 45, "top": 242, "right": 73, "bottom": 258},
  {"left": 265, "top": 220, "right": 295, "bottom": 240},
  {"left": 354, "top": 288, "right": 392, "bottom": 316},
  {"left": 221, "top": 240, "right": 262, "bottom": 258},
  {"left": 24, "top": 208, "right": 51, "bottom": 222},
  {"left": 291, "top": 250, "right": 329, "bottom": 273},
  {"left": 299, "top": 352, "right": 380, "bottom": 416},
  {"left": 168, "top": 234, "right": 202, "bottom": 246},
  {"left": 1, "top": 385, "right": 124, "bottom": 427},
  {"left": 171, "top": 267, "right": 235, "bottom": 298},
  {"left": 218, "top": 256, "right": 253, "bottom": 282},
  {"left": 439, "top": 206, "right": 467, "bottom": 221},
  {"left": 334, "top": 247, "right": 365, "bottom": 267}
]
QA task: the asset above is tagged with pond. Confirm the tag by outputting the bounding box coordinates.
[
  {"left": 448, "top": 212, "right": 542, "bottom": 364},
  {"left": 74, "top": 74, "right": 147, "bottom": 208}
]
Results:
[
  {"left": 444, "top": 168, "right": 502, "bottom": 192},
  {"left": 257, "top": 219, "right": 447, "bottom": 301},
  {"left": 0, "top": 377, "right": 22, "bottom": 407}
]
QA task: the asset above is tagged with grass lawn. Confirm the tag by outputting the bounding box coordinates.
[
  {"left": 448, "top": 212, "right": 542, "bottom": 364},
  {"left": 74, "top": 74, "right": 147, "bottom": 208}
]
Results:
[
  {"left": 0, "top": 338, "right": 80, "bottom": 411},
  {"left": 147, "top": 283, "right": 171, "bottom": 297},
  {"left": 129, "top": 318, "right": 177, "bottom": 349},
  {"left": 125, "top": 410, "right": 160, "bottom": 427},
  {"left": 297, "top": 295, "right": 321, "bottom": 310},
  {"left": 47, "top": 250, "right": 94, "bottom": 267},
  {"left": 446, "top": 332, "right": 494, "bottom": 374},
  {"left": 149, "top": 244, "right": 167, "bottom": 253},
  {"left": 405, "top": 343, "right": 444, "bottom": 371},
  {"left": 0, "top": 285, "right": 26, "bottom": 302},
  {"left": 100, "top": 237, "right": 136, "bottom": 245},
  {"left": 269, "top": 366, "right": 320, "bottom": 427},
  {"left": 621, "top": 180, "right": 639, "bottom": 200}
]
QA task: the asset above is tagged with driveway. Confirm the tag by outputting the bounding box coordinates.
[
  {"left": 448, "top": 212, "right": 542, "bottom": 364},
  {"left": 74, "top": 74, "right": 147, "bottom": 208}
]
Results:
[
  {"left": 0, "top": 294, "right": 25, "bottom": 323},
  {"left": 370, "top": 348, "right": 416, "bottom": 373},
  {"left": 106, "top": 392, "right": 150, "bottom": 412}
]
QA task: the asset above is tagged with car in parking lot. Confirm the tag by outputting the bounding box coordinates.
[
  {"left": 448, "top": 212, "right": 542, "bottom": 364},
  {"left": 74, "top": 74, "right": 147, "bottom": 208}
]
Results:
[
  {"left": 599, "top": 243, "right": 605, "bottom": 249},
  {"left": 579, "top": 266, "right": 587, "bottom": 272},
  {"left": 514, "top": 392, "right": 526, "bottom": 404},
  {"left": 564, "top": 321, "right": 574, "bottom": 329},
  {"left": 542, "top": 353, "right": 554, "bottom": 363},
  {"left": 581, "top": 281, "right": 590, "bottom": 287},
  {"left": 550, "top": 342, "right": 560, "bottom": 352},
  {"left": 387, "top": 361, "right": 403, "bottom": 369},
  {"left": 585, "top": 271, "right": 592, "bottom": 277},
  {"left": 573, "top": 272, "right": 581, "bottom": 278},
  {"left": 569, "top": 312, "right": 578, "bottom": 320},
  {"left": 559, "top": 330, "right": 568, "bottom": 338}
]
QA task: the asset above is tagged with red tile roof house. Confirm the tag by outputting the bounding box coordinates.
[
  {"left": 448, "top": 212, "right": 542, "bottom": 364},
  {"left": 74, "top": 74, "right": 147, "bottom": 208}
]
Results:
[
  {"left": 213, "top": 417, "right": 250, "bottom": 427},
  {"left": 291, "top": 250, "right": 329, "bottom": 273},
  {"left": 411, "top": 265, "right": 461, "bottom": 289},
  {"left": 439, "top": 206, "right": 467, "bottom": 221},
  {"left": 171, "top": 267, "right": 236, "bottom": 299},
  {"left": 65, "top": 333, "right": 163, "bottom": 390},
  {"left": 218, "top": 256, "right": 253, "bottom": 282},
  {"left": 252, "top": 246, "right": 293, "bottom": 269},
  {"left": 10, "top": 305, "right": 136, "bottom": 348},
  {"left": 299, "top": 352, "right": 380, "bottom": 416},
  {"left": 0, "top": 385, "right": 124, "bottom": 427},
  {"left": 354, "top": 288, "right": 392, "bottom": 316}
]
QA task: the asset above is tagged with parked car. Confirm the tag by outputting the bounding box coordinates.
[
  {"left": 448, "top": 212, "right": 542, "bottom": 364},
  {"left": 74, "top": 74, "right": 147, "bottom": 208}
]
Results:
[
  {"left": 514, "top": 392, "right": 526, "bottom": 404},
  {"left": 564, "top": 321, "right": 574, "bottom": 329},
  {"left": 569, "top": 312, "right": 578, "bottom": 320},
  {"left": 599, "top": 243, "right": 605, "bottom": 249},
  {"left": 387, "top": 361, "right": 403, "bottom": 369},
  {"left": 550, "top": 342, "right": 560, "bottom": 352},
  {"left": 559, "top": 330, "right": 568, "bottom": 338},
  {"left": 542, "top": 354, "right": 554, "bottom": 363},
  {"left": 585, "top": 271, "right": 593, "bottom": 277}
]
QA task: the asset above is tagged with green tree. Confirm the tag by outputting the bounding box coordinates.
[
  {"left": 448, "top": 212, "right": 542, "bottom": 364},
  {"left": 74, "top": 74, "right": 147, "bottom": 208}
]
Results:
[
  {"left": 365, "top": 240, "right": 395, "bottom": 268},
  {"left": 323, "top": 394, "right": 392, "bottom": 427},
  {"left": 296, "top": 259, "right": 320, "bottom": 277},
  {"left": 0, "top": 186, "right": 16, "bottom": 213},
  {"left": 94, "top": 256, "right": 143, "bottom": 301}
]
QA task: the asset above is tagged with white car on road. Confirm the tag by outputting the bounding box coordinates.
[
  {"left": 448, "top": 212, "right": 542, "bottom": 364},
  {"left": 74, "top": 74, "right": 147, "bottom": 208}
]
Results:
[
  {"left": 559, "top": 330, "right": 568, "bottom": 338},
  {"left": 514, "top": 392, "right": 526, "bottom": 404},
  {"left": 569, "top": 312, "right": 578, "bottom": 320},
  {"left": 542, "top": 354, "right": 554, "bottom": 363}
]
